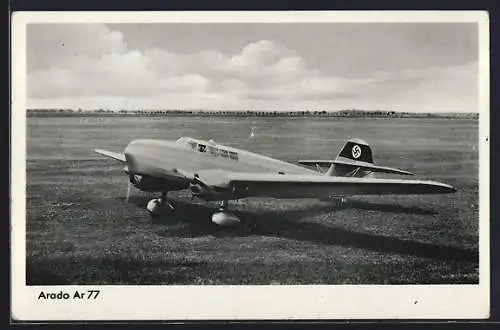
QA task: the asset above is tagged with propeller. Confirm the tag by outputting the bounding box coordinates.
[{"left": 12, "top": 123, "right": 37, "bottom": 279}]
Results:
[
  {"left": 125, "top": 181, "right": 132, "bottom": 203},
  {"left": 125, "top": 172, "right": 137, "bottom": 203}
]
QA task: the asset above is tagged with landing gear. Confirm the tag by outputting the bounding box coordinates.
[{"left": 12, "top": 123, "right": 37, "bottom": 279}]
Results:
[
  {"left": 146, "top": 192, "right": 175, "bottom": 216},
  {"left": 212, "top": 200, "right": 241, "bottom": 226},
  {"left": 332, "top": 197, "right": 347, "bottom": 207},
  {"left": 218, "top": 200, "right": 228, "bottom": 212}
]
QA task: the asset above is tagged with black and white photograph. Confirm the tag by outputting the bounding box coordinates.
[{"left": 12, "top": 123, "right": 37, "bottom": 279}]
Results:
[{"left": 11, "top": 11, "right": 489, "bottom": 320}]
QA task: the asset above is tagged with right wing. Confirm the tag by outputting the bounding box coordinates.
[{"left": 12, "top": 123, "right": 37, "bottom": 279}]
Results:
[
  {"left": 198, "top": 172, "right": 456, "bottom": 199},
  {"left": 94, "top": 149, "right": 126, "bottom": 163}
]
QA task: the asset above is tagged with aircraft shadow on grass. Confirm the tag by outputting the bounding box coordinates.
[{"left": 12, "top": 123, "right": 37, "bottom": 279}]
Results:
[
  {"left": 125, "top": 196, "right": 477, "bottom": 264},
  {"left": 344, "top": 200, "right": 438, "bottom": 215}
]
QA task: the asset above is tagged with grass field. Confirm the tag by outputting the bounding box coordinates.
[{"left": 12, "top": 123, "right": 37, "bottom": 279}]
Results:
[{"left": 25, "top": 116, "right": 479, "bottom": 285}]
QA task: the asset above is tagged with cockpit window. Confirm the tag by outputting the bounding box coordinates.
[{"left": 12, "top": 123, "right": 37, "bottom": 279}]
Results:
[
  {"left": 218, "top": 148, "right": 229, "bottom": 158},
  {"left": 176, "top": 137, "right": 239, "bottom": 161},
  {"left": 207, "top": 146, "right": 217, "bottom": 156},
  {"left": 229, "top": 151, "right": 239, "bottom": 160},
  {"left": 177, "top": 137, "right": 198, "bottom": 150}
]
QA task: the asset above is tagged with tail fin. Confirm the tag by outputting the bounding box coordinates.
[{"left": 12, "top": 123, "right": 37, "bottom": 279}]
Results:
[
  {"left": 336, "top": 138, "right": 373, "bottom": 164},
  {"left": 325, "top": 139, "right": 372, "bottom": 176}
]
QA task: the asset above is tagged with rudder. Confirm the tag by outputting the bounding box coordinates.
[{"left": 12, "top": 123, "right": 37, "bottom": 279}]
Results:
[{"left": 325, "top": 138, "right": 374, "bottom": 177}]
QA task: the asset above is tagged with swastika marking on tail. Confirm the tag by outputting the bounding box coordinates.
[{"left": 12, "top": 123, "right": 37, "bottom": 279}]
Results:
[{"left": 352, "top": 145, "right": 361, "bottom": 159}]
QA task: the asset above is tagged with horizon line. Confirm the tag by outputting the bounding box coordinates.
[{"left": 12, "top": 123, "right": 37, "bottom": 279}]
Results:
[{"left": 26, "top": 108, "right": 479, "bottom": 114}]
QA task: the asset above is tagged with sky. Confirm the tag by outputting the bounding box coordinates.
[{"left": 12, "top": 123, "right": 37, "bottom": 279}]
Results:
[{"left": 27, "top": 23, "right": 479, "bottom": 112}]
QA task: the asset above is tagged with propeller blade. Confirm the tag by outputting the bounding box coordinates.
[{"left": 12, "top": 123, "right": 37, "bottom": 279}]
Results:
[{"left": 125, "top": 181, "right": 131, "bottom": 202}]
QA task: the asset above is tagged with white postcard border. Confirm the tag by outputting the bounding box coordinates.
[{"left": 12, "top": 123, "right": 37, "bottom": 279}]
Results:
[{"left": 11, "top": 11, "right": 490, "bottom": 320}]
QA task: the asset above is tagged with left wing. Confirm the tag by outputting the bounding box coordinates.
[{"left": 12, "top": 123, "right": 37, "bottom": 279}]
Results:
[
  {"left": 199, "top": 172, "right": 456, "bottom": 199},
  {"left": 94, "top": 149, "right": 126, "bottom": 163}
]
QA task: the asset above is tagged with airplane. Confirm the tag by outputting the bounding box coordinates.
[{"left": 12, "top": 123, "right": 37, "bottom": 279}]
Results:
[{"left": 94, "top": 137, "right": 456, "bottom": 226}]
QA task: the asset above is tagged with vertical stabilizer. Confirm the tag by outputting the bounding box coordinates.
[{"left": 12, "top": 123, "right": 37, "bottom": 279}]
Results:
[
  {"left": 326, "top": 138, "right": 373, "bottom": 177},
  {"left": 336, "top": 138, "right": 373, "bottom": 163}
]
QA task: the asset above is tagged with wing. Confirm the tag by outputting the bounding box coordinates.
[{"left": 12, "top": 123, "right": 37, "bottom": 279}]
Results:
[
  {"left": 94, "top": 149, "right": 126, "bottom": 163},
  {"left": 198, "top": 172, "right": 456, "bottom": 199}
]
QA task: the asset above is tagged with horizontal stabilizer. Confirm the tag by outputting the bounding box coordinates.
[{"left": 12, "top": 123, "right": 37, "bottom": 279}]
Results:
[
  {"left": 298, "top": 159, "right": 414, "bottom": 176},
  {"left": 299, "top": 159, "right": 344, "bottom": 166},
  {"left": 94, "top": 149, "right": 126, "bottom": 163}
]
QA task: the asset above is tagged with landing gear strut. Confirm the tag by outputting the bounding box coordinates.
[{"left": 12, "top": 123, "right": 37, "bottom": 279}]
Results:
[
  {"left": 212, "top": 200, "right": 241, "bottom": 226},
  {"left": 218, "top": 200, "right": 228, "bottom": 211},
  {"left": 146, "top": 192, "right": 175, "bottom": 216},
  {"left": 333, "top": 197, "right": 347, "bottom": 207}
]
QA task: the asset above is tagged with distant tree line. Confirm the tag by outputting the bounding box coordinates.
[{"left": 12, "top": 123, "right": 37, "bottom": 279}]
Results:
[{"left": 25, "top": 108, "right": 479, "bottom": 119}]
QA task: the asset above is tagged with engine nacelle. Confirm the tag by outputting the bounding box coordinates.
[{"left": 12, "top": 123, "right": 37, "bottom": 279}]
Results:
[{"left": 126, "top": 173, "right": 170, "bottom": 192}]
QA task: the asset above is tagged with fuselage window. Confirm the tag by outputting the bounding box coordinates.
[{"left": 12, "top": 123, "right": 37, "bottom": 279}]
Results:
[
  {"left": 229, "top": 151, "right": 239, "bottom": 160},
  {"left": 219, "top": 149, "right": 229, "bottom": 158},
  {"left": 207, "top": 146, "right": 217, "bottom": 156},
  {"left": 198, "top": 144, "right": 207, "bottom": 153}
]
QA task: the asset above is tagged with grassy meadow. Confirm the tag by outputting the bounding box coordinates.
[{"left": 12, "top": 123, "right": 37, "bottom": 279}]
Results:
[{"left": 25, "top": 116, "right": 479, "bottom": 284}]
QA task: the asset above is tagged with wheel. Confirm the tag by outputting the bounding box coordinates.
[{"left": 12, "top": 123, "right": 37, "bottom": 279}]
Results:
[
  {"left": 146, "top": 198, "right": 162, "bottom": 215},
  {"left": 211, "top": 212, "right": 241, "bottom": 226}
]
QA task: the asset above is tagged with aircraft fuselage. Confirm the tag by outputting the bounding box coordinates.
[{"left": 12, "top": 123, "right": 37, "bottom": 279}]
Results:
[{"left": 123, "top": 138, "right": 317, "bottom": 193}]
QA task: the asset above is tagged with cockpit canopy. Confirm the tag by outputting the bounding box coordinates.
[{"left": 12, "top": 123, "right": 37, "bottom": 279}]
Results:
[
  {"left": 176, "top": 136, "right": 214, "bottom": 148},
  {"left": 175, "top": 136, "right": 239, "bottom": 161}
]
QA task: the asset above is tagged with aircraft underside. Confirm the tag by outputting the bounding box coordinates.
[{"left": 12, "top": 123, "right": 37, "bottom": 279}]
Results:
[
  {"left": 129, "top": 173, "right": 349, "bottom": 226},
  {"left": 126, "top": 170, "right": 242, "bottom": 225}
]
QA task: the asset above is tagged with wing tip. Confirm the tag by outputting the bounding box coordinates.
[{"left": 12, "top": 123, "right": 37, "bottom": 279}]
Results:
[
  {"left": 427, "top": 181, "right": 457, "bottom": 194},
  {"left": 94, "top": 148, "right": 126, "bottom": 162},
  {"left": 446, "top": 184, "right": 458, "bottom": 194}
]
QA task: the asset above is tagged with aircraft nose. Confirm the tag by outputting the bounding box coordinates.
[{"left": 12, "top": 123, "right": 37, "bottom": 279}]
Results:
[
  {"left": 123, "top": 139, "right": 180, "bottom": 175},
  {"left": 124, "top": 141, "right": 141, "bottom": 172}
]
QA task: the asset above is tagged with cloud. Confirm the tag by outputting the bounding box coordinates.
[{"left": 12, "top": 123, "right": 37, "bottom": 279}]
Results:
[
  {"left": 27, "top": 24, "right": 478, "bottom": 112},
  {"left": 27, "top": 24, "right": 128, "bottom": 72},
  {"left": 230, "top": 40, "right": 292, "bottom": 70}
]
